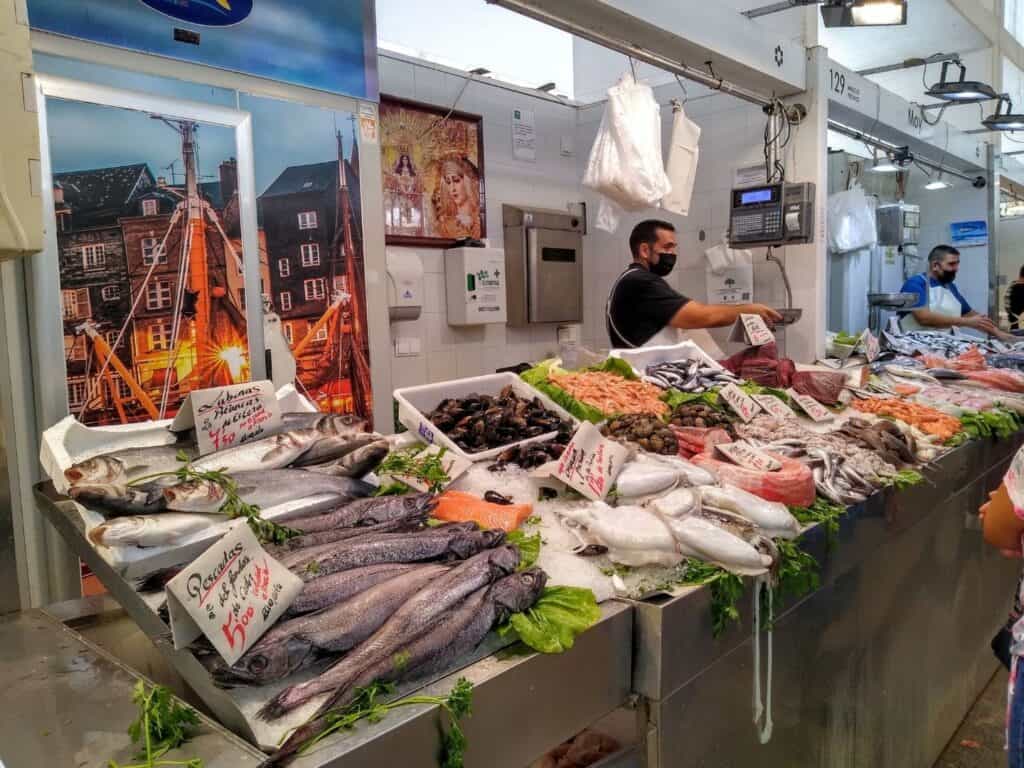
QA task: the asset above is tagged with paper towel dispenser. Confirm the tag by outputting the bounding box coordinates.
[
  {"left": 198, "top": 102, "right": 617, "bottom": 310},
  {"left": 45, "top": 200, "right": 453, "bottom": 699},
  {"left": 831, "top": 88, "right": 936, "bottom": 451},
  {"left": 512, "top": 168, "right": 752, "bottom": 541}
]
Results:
[
  {"left": 385, "top": 248, "right": 423, "bottom": 322},
  {"left": 502, "top": 204, "right": 584, "bottom": 326}
]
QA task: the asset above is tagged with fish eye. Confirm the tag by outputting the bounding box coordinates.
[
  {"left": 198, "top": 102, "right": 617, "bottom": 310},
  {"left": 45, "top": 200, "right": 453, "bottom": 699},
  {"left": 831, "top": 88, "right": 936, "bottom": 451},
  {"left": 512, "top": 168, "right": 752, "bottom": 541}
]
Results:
[{"left": 247, "top": 655, "right": 268, "bottom": 673}]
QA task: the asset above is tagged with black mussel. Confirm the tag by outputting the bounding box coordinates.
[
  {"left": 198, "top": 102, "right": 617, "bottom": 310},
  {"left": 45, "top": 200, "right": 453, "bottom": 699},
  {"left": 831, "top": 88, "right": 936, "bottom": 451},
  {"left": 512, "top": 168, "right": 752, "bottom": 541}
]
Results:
[
  {"left": 548, "top": 443, "right": 566, "bottom": 458},
  {"left": 484, "top": 490, "right": 514, "bottom": 505},
  {"left": 574, "top": 544, "right": 609, "bottom": 557},
  {"left": 525, "top": 426, "right": 545, "bottom": 437}
]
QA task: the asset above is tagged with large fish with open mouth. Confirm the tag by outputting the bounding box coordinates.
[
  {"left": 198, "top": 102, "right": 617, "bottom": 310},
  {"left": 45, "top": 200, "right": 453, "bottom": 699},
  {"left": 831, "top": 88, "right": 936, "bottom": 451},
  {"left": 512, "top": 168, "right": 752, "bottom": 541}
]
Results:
[
  {"left": 206, "top": 564, "right": 450, "bottom": 687},
  {"left": 161, "top": 470, "right": 373, "bottom": 514},
  {"left": 269, "top": 567, "right": 547, "bottom": 765},
  {"left": 259, "top": 545, "right": 520, "bottom": 720}
]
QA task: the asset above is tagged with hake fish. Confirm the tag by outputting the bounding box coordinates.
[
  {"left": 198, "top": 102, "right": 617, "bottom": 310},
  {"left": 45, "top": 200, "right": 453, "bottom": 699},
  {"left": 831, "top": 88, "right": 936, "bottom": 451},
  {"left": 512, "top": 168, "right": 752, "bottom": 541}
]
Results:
[
  {"left": 65, "top": 444, "right": 198, "bottom": 486},
  {"left": 285, "top": 526, "right": 501, "bottom": 581},
  {"left": 208, "top": 564, "right": 449, "bottom": 686},
  {"left": 259, "top": 544, "right": 520, "bottom": 720},
  {"left": 285, "top": 563, "right": 423, "bottom": 617},
  {"left": 271, "top": 513, "right": 427, "bottom": 554},
  {"left": 87, "top": 513, "right": 218, "bottom": 547},
  {"left": 269, "top": 567, "right": 547, "bottom": 765},
  {"left": 161, "top": 470, "right": 373, "bottom": 513},
  {"left": 278, "top": 493, "right": 437, "bottom": 533}
]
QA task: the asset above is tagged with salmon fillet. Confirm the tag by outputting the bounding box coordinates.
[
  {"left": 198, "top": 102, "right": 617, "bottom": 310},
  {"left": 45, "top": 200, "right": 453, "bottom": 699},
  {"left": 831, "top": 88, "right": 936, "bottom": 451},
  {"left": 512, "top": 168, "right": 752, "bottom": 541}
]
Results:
[{"left": 434, "top": 490, "right": 533, "bottom": 532}]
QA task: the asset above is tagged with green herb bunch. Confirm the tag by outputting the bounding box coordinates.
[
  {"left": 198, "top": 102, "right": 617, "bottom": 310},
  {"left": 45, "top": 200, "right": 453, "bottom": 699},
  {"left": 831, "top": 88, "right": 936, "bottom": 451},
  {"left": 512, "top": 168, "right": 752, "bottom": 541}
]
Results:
[
  {"left": 109, "top": 681, "right": 202, "bottom": 768},
  {"left": 377, "top": 446, "right": 452, "bottom": 492}
]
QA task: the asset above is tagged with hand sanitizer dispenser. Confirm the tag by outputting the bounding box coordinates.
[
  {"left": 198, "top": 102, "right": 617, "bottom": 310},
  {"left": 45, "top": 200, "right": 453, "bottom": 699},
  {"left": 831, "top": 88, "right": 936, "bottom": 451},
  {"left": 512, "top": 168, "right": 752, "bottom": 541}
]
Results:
[{"left": 386, "top": 248, "right": 423, "bottom": 323}]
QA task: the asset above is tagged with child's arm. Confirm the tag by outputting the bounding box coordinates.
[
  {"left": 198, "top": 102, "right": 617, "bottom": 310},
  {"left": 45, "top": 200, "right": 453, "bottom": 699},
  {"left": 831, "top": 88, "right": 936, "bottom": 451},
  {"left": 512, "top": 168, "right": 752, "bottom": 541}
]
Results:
[{"left": 982, "top": 483, "right": 1024, "bottom": 554}]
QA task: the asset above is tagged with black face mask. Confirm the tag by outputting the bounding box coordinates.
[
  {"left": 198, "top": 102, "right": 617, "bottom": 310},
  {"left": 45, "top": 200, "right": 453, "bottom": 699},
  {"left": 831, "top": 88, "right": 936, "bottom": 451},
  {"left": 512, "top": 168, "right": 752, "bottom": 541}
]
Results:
[
  {"left": 936, "top": 269, "right": 957, "bottom": 285},
  {"left": 650, "top": 252, "right": 676, "bottom": 277}
]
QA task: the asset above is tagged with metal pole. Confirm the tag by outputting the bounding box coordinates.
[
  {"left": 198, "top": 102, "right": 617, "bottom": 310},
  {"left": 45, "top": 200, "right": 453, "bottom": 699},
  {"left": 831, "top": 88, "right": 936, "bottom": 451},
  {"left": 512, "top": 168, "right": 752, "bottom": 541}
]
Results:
[
  {"left": 742, "top": 0, "right": 799, "bottom": 19},
  {"left": 857, "top": 52, "right": 959, "bottom": 77},
  {"left": 486, "top": 0, "right": 774, "bottom": 108},
  {"left": 827, "top": 119, "right": 981, "bottom": 183},
  {"left": 988, "top": 142, "right": 1000, "bottom": 319}
]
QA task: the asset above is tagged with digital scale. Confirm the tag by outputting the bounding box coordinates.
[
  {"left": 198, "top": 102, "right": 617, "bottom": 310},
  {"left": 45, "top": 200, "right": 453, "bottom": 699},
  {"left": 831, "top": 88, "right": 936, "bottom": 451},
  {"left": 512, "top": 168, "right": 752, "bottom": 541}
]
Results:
[{"left": 728, "top": 181, "right": 816, "bottom": 248}]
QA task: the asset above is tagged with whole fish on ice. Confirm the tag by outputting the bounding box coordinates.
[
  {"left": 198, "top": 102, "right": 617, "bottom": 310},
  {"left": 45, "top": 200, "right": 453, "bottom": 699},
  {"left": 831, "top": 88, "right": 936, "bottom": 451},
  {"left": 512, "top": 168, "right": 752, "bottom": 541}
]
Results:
[
  {"left": 161, "top": 470, "right": 373, "bottom": 513},
  {"left": 65, "top": 444, "right": 197, "bottom": 486},
  {"left": 277, "top": 493, "right": 437, "bottom": 532},
  {"left": 87, "top": 513, "right": 218, "bottom": 547}
]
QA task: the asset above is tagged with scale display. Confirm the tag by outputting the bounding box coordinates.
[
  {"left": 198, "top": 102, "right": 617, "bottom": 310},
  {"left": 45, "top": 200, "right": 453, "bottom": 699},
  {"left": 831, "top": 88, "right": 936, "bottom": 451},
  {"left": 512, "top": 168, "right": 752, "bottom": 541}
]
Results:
[{"left": 728, "top": 181, "right": 815, "bottom": 248}]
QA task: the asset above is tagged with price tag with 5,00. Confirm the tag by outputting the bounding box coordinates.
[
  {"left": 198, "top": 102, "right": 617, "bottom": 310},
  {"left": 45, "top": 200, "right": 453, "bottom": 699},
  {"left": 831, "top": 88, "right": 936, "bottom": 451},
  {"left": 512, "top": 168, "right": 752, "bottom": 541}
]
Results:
[
  {"left": 788, "top": 389, "right": 833, "bottom": 422},
  {"left": 554, "top": 421, "right": 630, "bottom": 501},
  {"left": 718, "top": 383, "right": 762, "bottom": 423},
  {"left": 165, "top": 523, "right": 303, "bottom": 665}
]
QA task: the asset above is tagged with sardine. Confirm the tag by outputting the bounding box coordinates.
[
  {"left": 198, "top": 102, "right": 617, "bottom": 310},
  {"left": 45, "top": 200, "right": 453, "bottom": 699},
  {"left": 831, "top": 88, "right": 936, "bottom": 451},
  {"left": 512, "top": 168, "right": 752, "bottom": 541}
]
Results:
[
  {"left": 284, "top": 563, "right": 423, "bottom": 617},
  {"left": 88, "top": 513, "right": 218, "bottom": 547},
  {"left": 285, "top": 527, "right": 504, "bottom": 581},
  {"left": 69, "top": 482, "right": 168, "bottom": 516},
  {"left": 208, "top": 564, "right": 449, "bottom": 687},
  {"left": 65, "top": 444, "right": 198, "bottom": 486},
  {"left": 161, "top": 470, "right": 373, "bottom": 513},
  {"left": 300, "top": 439, "right": 390, "bottom": 477},
  {"left": 278, "top": 493, "right": 437, "bottom": 533},
  {"left": 258, "top": 545, "right": 520, "bottom": 720}
]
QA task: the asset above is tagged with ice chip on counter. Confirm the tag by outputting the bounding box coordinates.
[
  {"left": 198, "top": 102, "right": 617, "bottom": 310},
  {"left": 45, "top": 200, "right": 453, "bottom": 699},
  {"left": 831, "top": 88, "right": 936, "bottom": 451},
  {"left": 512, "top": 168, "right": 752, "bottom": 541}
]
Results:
[
  {"left": 536, "top": 549, "right": 615, "bottom": 603},
  {"left": 614, "top": 461, "right": 679, "bottom": 499},
  {"left": 450, "top": 463, "right": 541, "bottom": 505}
]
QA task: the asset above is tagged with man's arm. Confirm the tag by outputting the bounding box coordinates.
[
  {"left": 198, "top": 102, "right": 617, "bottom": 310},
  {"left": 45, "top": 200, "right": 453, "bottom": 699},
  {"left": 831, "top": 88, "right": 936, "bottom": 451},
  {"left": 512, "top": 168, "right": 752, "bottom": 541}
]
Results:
[
  {"left": 907, "top": 308, "right": 965, "bottom": 328},
  {"left": 669, "top": 301, "right": 782, "bottom": 330}
]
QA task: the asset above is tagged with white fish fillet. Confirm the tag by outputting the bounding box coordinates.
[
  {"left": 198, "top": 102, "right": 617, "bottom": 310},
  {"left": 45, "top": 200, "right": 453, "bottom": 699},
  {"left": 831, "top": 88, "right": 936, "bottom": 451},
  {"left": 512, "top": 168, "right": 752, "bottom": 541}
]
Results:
[
  {"left": 615, "top": 462, "right": 679, "bottom": 498},
  {"left": 697, "top": 485, "right": 800, "bottom": 539},
  {"left": 558, "top": 503, "right": 683, "bottom": 567}
]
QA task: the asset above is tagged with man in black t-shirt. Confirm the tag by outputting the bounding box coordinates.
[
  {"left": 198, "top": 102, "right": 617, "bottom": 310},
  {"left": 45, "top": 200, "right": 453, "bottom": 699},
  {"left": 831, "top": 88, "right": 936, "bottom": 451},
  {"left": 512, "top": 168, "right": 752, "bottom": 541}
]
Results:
[{"left": 606, "top": 219, "right": 781, "bottom": 348}]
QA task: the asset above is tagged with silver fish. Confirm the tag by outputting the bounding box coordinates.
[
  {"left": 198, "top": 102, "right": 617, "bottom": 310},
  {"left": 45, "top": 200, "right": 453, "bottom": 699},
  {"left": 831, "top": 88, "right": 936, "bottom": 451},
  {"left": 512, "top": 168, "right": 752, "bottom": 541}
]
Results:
[
  {"left": 65, "top": 444, "right": 198, "bottom": 486},
  {"left": 269, "top": 568, "right": 547, "bottom": 765},
  {"left": 285, "top": 563, "right": 423, "bottom": 617},
  {"left": 271, "top": 512, "right": 428, "bottom": 553},
  {"left": 69, "top": 482, "right": 168, "bottom": 516},
  {"left": 87, "top": 513, "right": 218, "bottom": 547},
  {"left": 259, "top": 544, "right": 519, "bottom": 720},
  {"left": 161, "top": 470, "right": 373, "bottom": 513},
  {"left": 278, "top": 493, "right": 437, "bottom": 533},
  {"left": 190, "top": 428, "right": 324, "bottom": 474},
  {"left": 300, "top": 439, "right": 390, "bottom": 477}
]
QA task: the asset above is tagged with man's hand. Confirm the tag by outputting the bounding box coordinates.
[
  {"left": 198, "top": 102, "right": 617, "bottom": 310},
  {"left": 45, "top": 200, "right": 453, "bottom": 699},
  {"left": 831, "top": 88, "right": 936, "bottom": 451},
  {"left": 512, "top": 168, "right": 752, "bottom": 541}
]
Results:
[
  {"left": 746, "top": 304, "right": 784, "bottom": 324},
  {"left": 967, "top": 315, "right": 1001, "bottom": 336}
]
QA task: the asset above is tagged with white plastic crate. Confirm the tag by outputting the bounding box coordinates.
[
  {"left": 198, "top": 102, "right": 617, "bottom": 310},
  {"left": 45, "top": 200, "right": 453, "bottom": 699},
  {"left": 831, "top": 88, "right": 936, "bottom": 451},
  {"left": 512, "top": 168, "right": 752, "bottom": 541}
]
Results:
[
  {"left": 609, "top": 340, "right": 723, "bottom": 377},
  {"left": 394, "top": 372, "right": 577, "bottom": 462}
]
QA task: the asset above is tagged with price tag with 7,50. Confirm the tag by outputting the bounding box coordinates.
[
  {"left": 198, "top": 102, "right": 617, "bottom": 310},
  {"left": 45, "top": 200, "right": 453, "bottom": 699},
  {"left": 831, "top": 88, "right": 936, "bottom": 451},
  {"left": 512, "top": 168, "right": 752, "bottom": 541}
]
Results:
[
  {"left": 165, "top": 523, "right": 303, "bottom": 665},
  {"left": 719, "top": 383, "right": 762, "bottom": 423}
]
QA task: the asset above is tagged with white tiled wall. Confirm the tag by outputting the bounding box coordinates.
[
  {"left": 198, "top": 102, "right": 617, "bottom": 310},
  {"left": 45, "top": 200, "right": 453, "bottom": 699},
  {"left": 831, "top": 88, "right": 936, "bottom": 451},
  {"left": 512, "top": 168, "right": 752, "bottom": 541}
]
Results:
[
  {"left": 380, "top": 55, "right": 781, "bottom": 393},
  {"left": 380, "top": 54, "right": 583, "bottom": 390}
]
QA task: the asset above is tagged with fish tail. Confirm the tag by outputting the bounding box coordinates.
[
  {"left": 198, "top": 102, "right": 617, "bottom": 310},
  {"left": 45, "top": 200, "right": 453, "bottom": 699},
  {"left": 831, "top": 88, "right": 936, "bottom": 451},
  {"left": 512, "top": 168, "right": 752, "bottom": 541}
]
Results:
[
  {"left": 257, "top": 686, "right": 300, "bottom": 721},
  {"left": 262, "top": 716, "right": 329, "bottom": 767}
]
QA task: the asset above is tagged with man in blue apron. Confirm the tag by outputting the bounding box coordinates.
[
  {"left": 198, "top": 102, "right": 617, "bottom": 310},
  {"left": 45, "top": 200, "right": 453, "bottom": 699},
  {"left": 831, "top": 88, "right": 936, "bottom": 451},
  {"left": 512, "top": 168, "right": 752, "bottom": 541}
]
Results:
[
  {"left": 606, "top": 219, "right": 781, "bottom": 349},
  {"left": 900, "top": 244, "right": 1012, "bottom": 339}
]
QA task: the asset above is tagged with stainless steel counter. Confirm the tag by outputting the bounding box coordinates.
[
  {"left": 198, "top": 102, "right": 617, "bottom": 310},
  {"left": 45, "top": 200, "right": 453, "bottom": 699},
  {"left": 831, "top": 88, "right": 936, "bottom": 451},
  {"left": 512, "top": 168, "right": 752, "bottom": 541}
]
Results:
[
  {"left": 0, "top": 608, "right": 264, "bottom": 767},
  {"left": 630, "top": 435, "right": 1023, "bottom": 767}
]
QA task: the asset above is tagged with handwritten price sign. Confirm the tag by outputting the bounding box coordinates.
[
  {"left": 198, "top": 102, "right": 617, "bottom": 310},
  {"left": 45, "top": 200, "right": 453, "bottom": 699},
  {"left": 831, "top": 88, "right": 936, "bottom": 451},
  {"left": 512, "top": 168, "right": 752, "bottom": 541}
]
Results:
[
  {"left": 554, "top": 422, "right": 629, "bottom": 501},
  {"left": 788, "top": 389, "right": 834, "bottom": 422},
  {"left": 715, "top": 442, "right": 782, "bottom": 472},
  {"left": 171, "top": 380, "right": 282, "bottom": 457},
  {"left": 729, "top": 314, "right": 775, "bottom": 347},
  {"left": 719, "top": 383, "right": 762, "bottom": 423},
  {"left": 166, "top": 523, "right": 302, "bottom": 665},
  {"left": 751, "top": 394, "right": 796, "bottom": 421},
  {"left": 859, "top": 329, "right": 880, "bottom": 362}
]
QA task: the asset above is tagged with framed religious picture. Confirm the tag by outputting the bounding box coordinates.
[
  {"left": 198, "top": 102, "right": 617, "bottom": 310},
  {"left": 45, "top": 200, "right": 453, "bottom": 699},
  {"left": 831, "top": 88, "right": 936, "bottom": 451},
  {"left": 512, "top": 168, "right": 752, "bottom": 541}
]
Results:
[{"left": 380, "top": 95, "right": 486, "bottom": 247}]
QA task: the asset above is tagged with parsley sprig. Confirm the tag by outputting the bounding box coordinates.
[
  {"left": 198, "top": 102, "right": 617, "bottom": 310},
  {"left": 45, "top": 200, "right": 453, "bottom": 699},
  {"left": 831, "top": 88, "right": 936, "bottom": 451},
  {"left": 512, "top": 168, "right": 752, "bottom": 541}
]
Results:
[
  {"left": 109, "top": 681, "right": 202, "bottom": 768},
  {"left": 297, "top": 678, "right": 474, "bottom": 767},
  {"left": 376, "top": 446, "right": 451, "bottom": 492}
]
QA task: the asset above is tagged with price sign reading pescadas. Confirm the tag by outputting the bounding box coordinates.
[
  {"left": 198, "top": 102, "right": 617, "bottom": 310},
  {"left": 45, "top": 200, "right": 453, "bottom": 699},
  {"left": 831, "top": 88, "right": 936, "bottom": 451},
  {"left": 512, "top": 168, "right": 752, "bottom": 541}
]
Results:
[
  {"left": 171, "top": 380, "right": 282, "bottom": 457},
  {"left": 165, "top": 523, "right": 302, "bottom": 665},
  {"left": 788, "top": 389, "right": 834, "bottom": 422},
  {"left": 554, "top": 421, "right": 629, "bottom": 501},
  {"left": 719, "top": 383, "right": 762, "bottom": 423}
]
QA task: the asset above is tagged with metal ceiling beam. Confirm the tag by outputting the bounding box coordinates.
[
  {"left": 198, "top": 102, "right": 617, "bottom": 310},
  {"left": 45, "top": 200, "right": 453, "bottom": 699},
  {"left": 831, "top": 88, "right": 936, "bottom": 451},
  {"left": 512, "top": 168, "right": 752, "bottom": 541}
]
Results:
[
  {"left": 857, "top": 52, "right": 960, "bottom": 77},
  {"left": 486, "top": 0, "right": 805, "bottom": 106}
]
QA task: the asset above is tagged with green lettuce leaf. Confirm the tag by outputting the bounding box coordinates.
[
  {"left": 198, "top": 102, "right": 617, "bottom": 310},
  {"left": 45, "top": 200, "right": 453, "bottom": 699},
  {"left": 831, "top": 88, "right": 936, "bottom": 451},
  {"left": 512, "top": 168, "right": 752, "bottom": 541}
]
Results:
[
  {"left": 586, "top": 356, "right": 638, "bottom": 380},
  {"left": 660, "top": 389, "right": 722, "bottom": 411},
  {"left": 499, "top": 586, "right": 601, "bottom": 654},
  {"left": 739, "top": 382, "right": 791, "bottom": 404},
  {"left": 506, "top": 530, "right": 541, "bottom": 570}
]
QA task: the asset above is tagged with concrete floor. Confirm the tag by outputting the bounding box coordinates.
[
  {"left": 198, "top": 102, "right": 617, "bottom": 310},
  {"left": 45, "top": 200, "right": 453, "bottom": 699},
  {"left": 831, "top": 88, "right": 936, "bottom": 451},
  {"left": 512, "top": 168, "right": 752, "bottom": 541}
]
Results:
[{"left": 935, "top": 669, "right": 1009, "bottom": 768}]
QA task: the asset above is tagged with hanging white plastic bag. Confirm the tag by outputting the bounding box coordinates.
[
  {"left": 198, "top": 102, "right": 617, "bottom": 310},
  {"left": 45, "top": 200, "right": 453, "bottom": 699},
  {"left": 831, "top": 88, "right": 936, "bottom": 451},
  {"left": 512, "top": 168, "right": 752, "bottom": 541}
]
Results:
[
  {"left": 583, "top": 73, "right": 672, "bottom": 232},
  {"left": 662, "top": 103, "right": 701, "bottom": 216},
  {"left": 827, "top": 183, "right": 877, "bottom": 253}
]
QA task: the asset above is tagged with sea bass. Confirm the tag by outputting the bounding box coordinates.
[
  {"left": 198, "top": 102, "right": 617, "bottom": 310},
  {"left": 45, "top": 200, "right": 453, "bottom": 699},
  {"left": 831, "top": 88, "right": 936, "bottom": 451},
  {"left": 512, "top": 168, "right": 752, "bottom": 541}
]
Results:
[
  {"left": 208, "top": 564, "right": 449, "bottom": 687},
  {"left": 300, "top": 439, "right": 390, "bottom": 477},
  {"left": 161, "top": 470, "right": 373, "bottom": 513},
  {"left": 278, "top": 494, "right": 437, "bottom": 533},
  {"left": 285, "top": 527, "right": 502, "bottom": 581},
  {"left": 259, "top": 544, "right": 520, "bottom": 720},
  {"left": 284, "top": 563, "right": 423, "bottom": 617},
  {"left": 268, "top": 568, "right": 547, "bottom": 765},
  {"left": 69, "top": 482, "right": 168, "bottom": 516},
  {"left": 65, "top": 444, "right": 198, "bottom": 486},
  {"left": 87, "top": 513, "right": 218, "bottom": 547}
]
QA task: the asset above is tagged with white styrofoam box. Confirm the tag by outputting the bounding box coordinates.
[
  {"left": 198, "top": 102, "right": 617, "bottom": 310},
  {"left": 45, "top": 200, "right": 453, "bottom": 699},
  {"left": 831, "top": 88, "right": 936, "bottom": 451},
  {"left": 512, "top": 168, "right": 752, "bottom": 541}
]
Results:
[
  {"left": 610, "top": 340, "right": 723, "bottom": 377},
  {"left": 394, "top": 372, "right": 577, "bottom": 462}
]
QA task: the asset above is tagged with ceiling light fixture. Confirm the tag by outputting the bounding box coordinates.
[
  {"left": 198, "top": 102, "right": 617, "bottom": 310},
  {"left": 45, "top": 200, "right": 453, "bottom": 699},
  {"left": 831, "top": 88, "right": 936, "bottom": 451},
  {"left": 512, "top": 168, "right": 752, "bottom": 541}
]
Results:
[
  {"left": 868, "top": 146, "right": 912, "bottom": 173},
  {"left": 924, "top": 174, "right": 951, "bottom": 190},
  {"left": 983, "top": 95, "right": 1024, "bottom": 131},
  {"left": 925, "top": 61, "right": 998, "bottom": 103},
  {"left": 821, "top": 0, "right": 907, "bottom": 27}
]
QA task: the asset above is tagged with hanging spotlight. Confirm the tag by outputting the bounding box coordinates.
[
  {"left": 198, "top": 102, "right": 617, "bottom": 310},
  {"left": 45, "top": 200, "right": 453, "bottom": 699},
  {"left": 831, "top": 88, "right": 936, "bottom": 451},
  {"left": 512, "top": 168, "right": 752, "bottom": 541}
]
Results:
[
  {"left": 925, "top": 61, "right": 998, "bottom": 103},
  {"left": 983, "top": 95, "right": 1024, "bottom": 131},
  {"left": 868, "top": 146, "right": 912, "bottom": 173},
  {"left": 924, "top": 173, "right": 951, "bottom": 190},
  {"left": 820, "top": 0, "right": 907, "bottom": 27}
]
